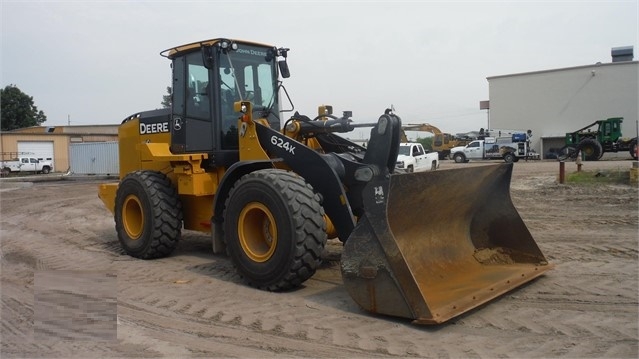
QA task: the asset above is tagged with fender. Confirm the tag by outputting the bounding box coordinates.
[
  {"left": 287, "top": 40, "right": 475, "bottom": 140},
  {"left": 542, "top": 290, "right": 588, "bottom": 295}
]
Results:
[
  {"left": 253, "top": 112, "right": 402, "bottom": 242},
  {"left": 255, "top": 123, "right": 357, "bottom": 241}
]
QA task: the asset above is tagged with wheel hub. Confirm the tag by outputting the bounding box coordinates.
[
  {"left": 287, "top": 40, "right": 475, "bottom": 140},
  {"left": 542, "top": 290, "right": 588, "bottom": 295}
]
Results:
[
  {"left": 238, "top": 202, "right": 278, "bottom": 262},
  {"left": 122, "top": 194, "right": 144, "bottom": 240}
]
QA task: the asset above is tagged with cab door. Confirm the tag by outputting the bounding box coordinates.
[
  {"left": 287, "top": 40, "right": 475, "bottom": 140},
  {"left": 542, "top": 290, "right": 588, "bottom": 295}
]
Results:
[
  {"left": 465, "top": 141, "right": 483, "bottom": 159},
  {"left": 20, "top": 158, "right": 36, "bottom": 171},
  {"left": 412, "top": 144, "right": 426, "bottom": 169},
  {"left": 170, "top": 52, "right": 214, "bottom": 154}
]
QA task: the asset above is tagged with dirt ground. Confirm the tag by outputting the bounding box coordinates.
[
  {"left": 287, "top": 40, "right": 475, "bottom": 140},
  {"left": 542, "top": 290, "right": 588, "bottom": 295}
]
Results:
[{"left": 1, "top": 158, "right": 637, "bottom": 358}]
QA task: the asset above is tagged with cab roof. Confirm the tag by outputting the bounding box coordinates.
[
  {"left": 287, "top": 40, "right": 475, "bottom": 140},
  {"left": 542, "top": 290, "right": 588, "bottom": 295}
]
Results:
[{"left": 160, "top": 38, "right": 273, "bottom": 59}]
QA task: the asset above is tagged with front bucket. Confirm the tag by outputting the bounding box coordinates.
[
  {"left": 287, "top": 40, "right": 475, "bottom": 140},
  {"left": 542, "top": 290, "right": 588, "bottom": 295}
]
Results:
[{"left": 341, "top": 164, "right": 553, "bottom": 324}]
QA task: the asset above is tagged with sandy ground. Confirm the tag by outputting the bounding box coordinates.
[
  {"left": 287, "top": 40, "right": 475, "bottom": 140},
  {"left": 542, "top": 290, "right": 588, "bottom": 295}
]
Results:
[{"left": 1, "top": 157, "right": 637, "bottom": 358}]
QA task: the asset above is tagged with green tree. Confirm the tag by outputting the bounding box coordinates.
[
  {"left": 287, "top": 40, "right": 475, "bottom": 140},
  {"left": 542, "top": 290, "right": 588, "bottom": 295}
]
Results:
[
  {"left": 416, "top": 136, "right": 433, "bottom": 151},
  {"left": 161, "top": 86, "right": 172, "bottom": 108},
  {"left": 0, "top": 85, "right": 47, "bottom": 131}
]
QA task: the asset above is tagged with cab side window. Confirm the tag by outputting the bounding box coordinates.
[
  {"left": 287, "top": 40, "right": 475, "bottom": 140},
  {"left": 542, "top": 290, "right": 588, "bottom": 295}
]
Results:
[
  {"left": 603, "top": 122, "right": 612, "bottom": 136},
  {"left": 185, "top": 53, "right": 210, "bottom": 120}
]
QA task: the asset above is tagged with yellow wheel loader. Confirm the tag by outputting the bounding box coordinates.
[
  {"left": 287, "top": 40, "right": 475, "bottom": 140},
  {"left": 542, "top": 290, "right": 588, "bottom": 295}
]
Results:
[{"left": 98, "top": 38, "right": 552, "bottom": 324}]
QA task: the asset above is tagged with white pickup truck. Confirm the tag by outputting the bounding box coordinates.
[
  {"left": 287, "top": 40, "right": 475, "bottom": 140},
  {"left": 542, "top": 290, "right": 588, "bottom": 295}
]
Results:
[
  {"left": 395, "top": 142, "right": 439, "bottom": 173},
  {"left": 1, "top": 157, "right": 54, "bottom": 177}
]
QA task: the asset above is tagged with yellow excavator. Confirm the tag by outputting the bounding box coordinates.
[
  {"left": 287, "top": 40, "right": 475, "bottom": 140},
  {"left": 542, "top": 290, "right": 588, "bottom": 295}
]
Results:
[
  {"left": 401, "top": 123, "right": 474, "bottom": 159},
  {"left": 98, "top": 38, "right": 552, "bottom": 324}
]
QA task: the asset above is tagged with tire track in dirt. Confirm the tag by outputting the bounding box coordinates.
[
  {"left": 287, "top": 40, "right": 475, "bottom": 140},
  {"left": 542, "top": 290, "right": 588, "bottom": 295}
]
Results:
[
  {"left": 112, "top": 246, "right": 635, "bottom": 358},
  {"left": 113, "top": 250, "right": 430, "bottom": 356},
  {"left": 1, "top": 287, "right": 34, "bottom": 341},
  {"left": 2, "top": 171, "right": 637, "bottom": 358},
  {"left": 117, "top": 301, "right": 393, "bottom": 358},
  {"left": 505, "top": 180, "right": 638, "bottom": 357},
  {"left": 451, "top": 298, "right": 636, "bottom": 357}
]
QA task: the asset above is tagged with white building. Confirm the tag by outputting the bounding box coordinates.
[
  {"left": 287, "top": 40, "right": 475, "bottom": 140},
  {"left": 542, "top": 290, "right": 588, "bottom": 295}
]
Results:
[{"left": 486, "top": 47, "right": 638, "bottom": 158}]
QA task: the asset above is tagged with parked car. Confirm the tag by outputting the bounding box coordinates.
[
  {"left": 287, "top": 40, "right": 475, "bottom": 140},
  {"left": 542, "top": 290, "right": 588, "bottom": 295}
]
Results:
[
  {"left": 395, "top": 143, "right": 439, "bottom": 173},
  {"left": 1, "top": 157, "right": 54, "bottom": 177}
]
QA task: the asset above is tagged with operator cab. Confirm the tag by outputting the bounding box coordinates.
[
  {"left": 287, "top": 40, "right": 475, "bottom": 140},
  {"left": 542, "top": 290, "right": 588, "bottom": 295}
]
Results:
[{"left": 162, "top": 38, "right": 287, "bottom": 168}]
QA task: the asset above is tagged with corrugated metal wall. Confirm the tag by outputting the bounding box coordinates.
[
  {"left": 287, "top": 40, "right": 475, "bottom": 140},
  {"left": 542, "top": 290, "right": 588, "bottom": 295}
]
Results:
[{"left": 69, "top": 142, "right": 119, "bottom": 175}]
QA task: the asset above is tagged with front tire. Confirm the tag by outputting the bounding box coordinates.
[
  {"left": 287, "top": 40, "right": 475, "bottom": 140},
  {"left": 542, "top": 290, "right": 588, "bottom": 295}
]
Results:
[
  {"left": 223, "top": 169, "right": 327, "bottom": 291},
  {"left": 453, "top": 153, "right": 465, "bottom": 163},
  {"left": 114, "top": 171, "right": 182, "bottom": 259}
]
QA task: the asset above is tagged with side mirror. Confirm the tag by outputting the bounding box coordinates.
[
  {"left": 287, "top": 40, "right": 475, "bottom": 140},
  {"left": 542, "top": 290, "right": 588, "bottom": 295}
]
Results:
[{"left": 278, "top": 60, "right": 290, "bottom": 78}]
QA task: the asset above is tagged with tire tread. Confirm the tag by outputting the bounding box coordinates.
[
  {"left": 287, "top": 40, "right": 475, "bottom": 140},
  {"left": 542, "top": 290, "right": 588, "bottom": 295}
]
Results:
[
  {"left": 223, "top": 169, "right": 327, "bottom": 291},
  {"left": 115, "top": 171, "right": 182, "bottom": 259}
]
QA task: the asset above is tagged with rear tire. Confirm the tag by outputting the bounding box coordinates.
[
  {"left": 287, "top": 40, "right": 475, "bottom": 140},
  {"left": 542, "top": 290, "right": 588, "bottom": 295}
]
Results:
[
  {"left": 223, "top": 169, "right": 327, "bottom": 291},
  {"left": 114, "top": 171, "right": 182, "bottom": 259},
  {"left": 1, "top": 167, "right": 10, "bottom": 177},
  {"left": 578, "top": 138, "right": 602, "bottom": 161},
  {"left": 41, "top": 166, "right": 51, "bottom": 174},
  {"left": 630, "top": 140, "right": 638, "bottom": 160},
  {"left": 503, "top": 153, "right": 515, "bottom": 163}
]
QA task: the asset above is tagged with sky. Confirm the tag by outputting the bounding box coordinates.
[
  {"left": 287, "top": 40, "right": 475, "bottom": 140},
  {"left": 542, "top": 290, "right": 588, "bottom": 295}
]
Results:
[{"left": 1, "top": 0, "right": 638, "bottom": 139}]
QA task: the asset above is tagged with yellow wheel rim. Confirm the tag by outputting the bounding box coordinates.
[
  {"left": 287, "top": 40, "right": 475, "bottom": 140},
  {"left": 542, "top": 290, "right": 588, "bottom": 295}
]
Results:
[
  {"left": 238, "top": 202, "right": 277, "bottom": 262},
  {"left": 122, "top": 194, "right": 144, "bottom": 240}
]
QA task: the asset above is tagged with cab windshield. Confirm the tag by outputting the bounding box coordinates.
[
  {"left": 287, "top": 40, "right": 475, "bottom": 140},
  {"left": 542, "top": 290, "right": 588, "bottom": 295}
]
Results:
[{"left": 220, "top": 44, "right": 279, "bottom": 127}]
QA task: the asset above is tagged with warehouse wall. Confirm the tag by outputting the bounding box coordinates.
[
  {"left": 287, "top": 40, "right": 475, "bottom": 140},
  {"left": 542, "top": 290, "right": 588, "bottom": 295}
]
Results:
[
  {"left": 1, "top": 126, "right": 118, "bottom": 172},
  {"left": 0, "top": 134, "right": 69, "bottom": 171},
  {"left": 487, "top": 61, "right": 638, "bottom": 157}
]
